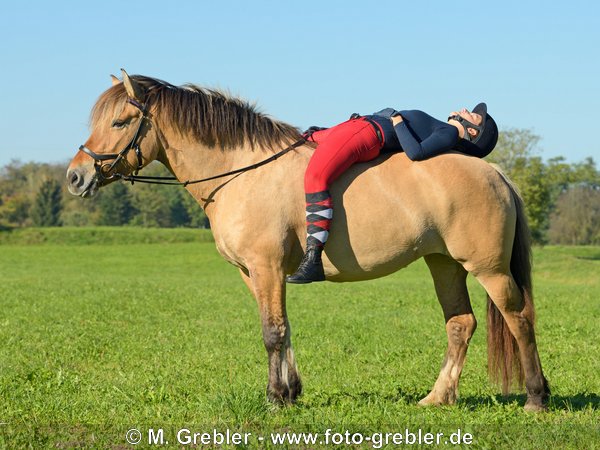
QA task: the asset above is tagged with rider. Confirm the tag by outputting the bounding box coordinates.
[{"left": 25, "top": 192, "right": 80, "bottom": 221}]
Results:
[{"left": 286, "top": 103, "right": 499, "bottom": 284}]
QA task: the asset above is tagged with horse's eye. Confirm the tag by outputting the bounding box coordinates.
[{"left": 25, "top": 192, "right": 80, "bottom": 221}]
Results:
[{"left": 111, "top": 120, "right": 127, "bottom": 129}]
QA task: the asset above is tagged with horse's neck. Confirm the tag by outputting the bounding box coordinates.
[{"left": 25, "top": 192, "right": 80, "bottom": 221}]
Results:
[
  {"left": 160, "top": 139, "right": 228, "bottom": 182},
  {"left": 158, "top": 136, "right": 297, "bottom": 210}
]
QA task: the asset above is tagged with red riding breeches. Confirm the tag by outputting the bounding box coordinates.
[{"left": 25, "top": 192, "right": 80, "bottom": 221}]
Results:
[{"left": 304, "top": 118, "right": 384, "bottom": 193}]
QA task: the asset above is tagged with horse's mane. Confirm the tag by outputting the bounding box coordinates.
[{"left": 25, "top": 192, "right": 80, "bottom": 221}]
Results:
[{"left": 91, "top": 75, "right": 302, "bottom": 150}]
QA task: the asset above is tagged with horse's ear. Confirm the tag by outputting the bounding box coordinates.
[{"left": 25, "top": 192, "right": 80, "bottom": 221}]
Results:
[
  {"left": 121, "top": 68, "right": 145, "bottom": 102},
  {"left": 110, "top": 74, "right": 120, "bottom": 86}
]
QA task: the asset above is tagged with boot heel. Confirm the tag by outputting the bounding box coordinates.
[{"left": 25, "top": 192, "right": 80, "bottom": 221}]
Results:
[{"left": 285, "top": 246, "right": 326, "bottom": 283}]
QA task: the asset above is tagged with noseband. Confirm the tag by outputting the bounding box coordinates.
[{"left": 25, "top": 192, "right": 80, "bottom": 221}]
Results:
[{"left": 78, "top": 98, "right": 147, "bottom": 183}]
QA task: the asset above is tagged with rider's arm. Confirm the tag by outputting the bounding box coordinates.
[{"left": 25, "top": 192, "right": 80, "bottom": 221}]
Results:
[{"left": 392, "top": 118, "right": 459, "bottom": 161}]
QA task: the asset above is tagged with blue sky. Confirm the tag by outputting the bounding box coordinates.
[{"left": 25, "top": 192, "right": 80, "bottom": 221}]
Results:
[{"left": 0, "top": 0, "right": 598, "bottom": 166}]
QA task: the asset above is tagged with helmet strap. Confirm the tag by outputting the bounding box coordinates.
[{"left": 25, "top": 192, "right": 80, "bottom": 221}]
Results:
[{"left": 448, "top": 115, "right": 484, "bottom": 143}]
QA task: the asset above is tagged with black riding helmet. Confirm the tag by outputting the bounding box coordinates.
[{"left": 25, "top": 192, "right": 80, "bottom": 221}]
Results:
[{"left": 450, "top": 103, "right": 498, "bottom": 158}]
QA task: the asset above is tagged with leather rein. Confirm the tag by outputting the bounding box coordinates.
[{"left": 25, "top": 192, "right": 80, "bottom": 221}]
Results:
[{"left": 78, "top": 98, "right": 307, "bottom": 187}]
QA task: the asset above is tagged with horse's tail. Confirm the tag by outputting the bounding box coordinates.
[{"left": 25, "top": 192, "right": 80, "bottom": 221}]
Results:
[{"left": 487, "top": 165, "right": 534, "bottom": 394}]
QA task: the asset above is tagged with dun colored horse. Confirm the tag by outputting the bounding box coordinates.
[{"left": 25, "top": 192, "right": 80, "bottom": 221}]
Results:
[{"left": 67, "top": 70, "right": 549, "bottom": 411}]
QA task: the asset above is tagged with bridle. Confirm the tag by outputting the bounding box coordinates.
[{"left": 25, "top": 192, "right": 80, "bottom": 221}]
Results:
[
  {"left": 77, "top": 97, "right": 307, "bottom": 187},
  {"left": 79, "top": 98, "right": 148, "bottom": 183}
]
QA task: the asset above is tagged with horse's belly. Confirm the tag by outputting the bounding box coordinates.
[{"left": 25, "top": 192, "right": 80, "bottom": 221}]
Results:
[
  {"left": 322, "top": 224, "right": 441, "bottom": 281},
  {"left": 323, "top": 254, "right": 418, "bottom": 282},
  {"left": 322, "top": 207, "right": 443, "bottom": 282}
]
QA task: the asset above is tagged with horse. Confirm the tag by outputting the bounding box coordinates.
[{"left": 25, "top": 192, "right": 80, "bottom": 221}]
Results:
[{"left": 66, "top": 70, "right": 549, "bottom": 411}]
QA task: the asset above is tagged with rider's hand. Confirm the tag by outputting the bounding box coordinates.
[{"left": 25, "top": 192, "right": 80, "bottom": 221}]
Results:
[
  {"left": 302, "top": 126, "right": 327, "bottom": 140},
  {"left": 391, "top": 114, "right": 403, "bottom": 125}
]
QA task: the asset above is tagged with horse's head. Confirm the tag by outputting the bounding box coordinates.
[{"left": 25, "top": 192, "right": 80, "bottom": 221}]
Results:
[{"left": 67, "top": 69, "right": 163, "bottom": 197}]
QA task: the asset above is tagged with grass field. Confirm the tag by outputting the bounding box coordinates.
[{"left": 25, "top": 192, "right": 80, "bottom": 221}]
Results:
[{"left": 0, "top": 229, "right": 599, "bottom": 449}]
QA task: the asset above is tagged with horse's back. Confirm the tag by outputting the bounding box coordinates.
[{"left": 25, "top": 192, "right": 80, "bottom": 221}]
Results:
[{"left": 324, "top": 152, "right": 515, "bottom": 281}]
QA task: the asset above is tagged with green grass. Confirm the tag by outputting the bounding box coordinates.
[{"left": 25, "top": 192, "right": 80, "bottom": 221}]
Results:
[
  {"left": 0, "top": 226, "right": 214, "bottom": 245},
  {"left": 0, "top": 233, "right": 598, "bottom": 448}
]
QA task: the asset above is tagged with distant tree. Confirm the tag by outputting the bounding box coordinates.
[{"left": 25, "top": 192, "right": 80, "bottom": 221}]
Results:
[
  {"left": 0, "top": 160, "right": 81, "bottom": 228},
  {"left": 548, "top": 186, "right": 600, "bottom": 245},
  {"left": 571, "top": 157, "right": 600, "bottom": 187},
  {"left": 546, "top": 156, "right": 574, "bottom": 202},
  {"left": 545, "top": 156, "right": 600, "bottom": 212},
  {"left": 486, "top": 128, "right": 540, "bottom": 173},
  {"left": 129, "top": 182, "right": 172, "bottom": 227},
  {"left": 97, "top": 182, "right": 136, "bottom": 225},
  {"left": 0, "top": 160, "right": 30, "bottom": 199},
  {"left": 181, "top": 190, "right": 210, "bottom": 228},
  {"left": 61, "top": 185, "right": 101, "bottom": 226},
  {"left": 60, "top": 208, "right": 97, "bottom": 227},
  {"left": 126, "top": 162, "right": 210, "bottom": 228},
  {"left": 0, "top": 193, "right": 31, "bottom": 227},
  {"left": 31, "top": 178, "right": 63, "bottom": 226},
  {"left": 510, "top": 156, "right": 552, "bottom": 243},
  {"left": 163, "top": 187, "right": 190, "bottom": 227}
]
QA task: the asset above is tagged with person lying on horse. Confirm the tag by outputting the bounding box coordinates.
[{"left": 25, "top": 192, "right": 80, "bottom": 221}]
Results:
[{"left": 286, "top": 103, "right": 499, "bottom": 284}]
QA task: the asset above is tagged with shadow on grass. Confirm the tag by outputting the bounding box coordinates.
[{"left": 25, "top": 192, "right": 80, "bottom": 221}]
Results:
[
  {"left": 305, "top": 388, "right": 429, "bottom": 408},
  {"left": 547, "top": 392, "right": 600, "bottom": 410},
  {"left": 306, "top": 388, "right": 600, "bottom": 411},
  {"left": 575, "top": 254, "right": 600, "bottom": 261},
  {"left": 461, "top": 392, "right": 600, "bottom": 411}
]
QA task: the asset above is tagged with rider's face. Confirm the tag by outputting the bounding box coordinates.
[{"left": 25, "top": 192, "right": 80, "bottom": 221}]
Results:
[{"left": 449, "top": 108, "right": 483, "bottom": 137}]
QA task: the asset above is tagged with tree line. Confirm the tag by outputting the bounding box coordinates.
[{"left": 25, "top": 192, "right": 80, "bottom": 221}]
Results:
[
  {"left": 0, "top": 128, "right": 598, "bottom": 244},
  {"left": 486, "top": 129, "right": 599, "bottom": 245},
  {"left": 0, "top": 162, "right": 209, "bottom": 230}
]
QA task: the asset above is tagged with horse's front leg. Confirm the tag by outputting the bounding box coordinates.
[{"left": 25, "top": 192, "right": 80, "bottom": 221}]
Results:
[{"left": 239, "top": 267, "right": 302, "bottom": 404}]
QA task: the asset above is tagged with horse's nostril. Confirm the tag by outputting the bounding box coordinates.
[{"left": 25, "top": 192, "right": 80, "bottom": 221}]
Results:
[{"left": 68, "top": 170, "right": 82, "bottom": 187}]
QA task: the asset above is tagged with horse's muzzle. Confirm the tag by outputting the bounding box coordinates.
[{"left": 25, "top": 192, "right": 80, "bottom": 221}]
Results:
[{"left": 66, "top": 166, "right": 98, "bottom": 197}]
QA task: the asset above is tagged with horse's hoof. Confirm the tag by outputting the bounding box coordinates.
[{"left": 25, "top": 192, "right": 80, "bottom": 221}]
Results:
[
  {"left": 418, "top": 396, "right": 442, "bottom": 406},
  {"left": 524, "top": 401, "right": 548, "bottom": 412},
  {"left": 266, "top": 383, "right": 301, "bottom": 405},
  {"left": 267, "top": 395, "right": 287, "bottom": 406},
  {"left": 418, "top": 391, "right": 455, "bottom": 407}
]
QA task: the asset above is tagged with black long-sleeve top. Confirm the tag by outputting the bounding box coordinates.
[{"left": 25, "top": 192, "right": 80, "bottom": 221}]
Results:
[{"left": 368, "top": 109, "right": 459, "bottom": 161}]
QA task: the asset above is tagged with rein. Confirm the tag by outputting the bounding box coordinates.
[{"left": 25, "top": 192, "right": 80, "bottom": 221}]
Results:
[
  {"left": 78, "top": 97, "right": 307, "bottom": 187},
  {"left": 116, "top": 137, "right": 306, "bottom": 186}
]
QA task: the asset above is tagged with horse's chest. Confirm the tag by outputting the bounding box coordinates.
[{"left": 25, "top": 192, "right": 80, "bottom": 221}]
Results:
[{"left": 212, "top": 235, "right": 246, "bottom": 269}]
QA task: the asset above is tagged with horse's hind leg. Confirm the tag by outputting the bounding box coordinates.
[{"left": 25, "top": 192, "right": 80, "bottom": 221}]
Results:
[
  {"left": 239, "top": 266, "right": 302, "bottom": 404},
  {"left": 419, "top": 254, "right": 477, "bottom": 406},
  {"left": 475, "top": 272, "right": 548, "bottom": 411}
]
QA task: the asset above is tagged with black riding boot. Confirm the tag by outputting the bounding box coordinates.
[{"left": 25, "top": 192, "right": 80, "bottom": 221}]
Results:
[{"left": 286, "top": 245, "right": 326, "bottom": 284}]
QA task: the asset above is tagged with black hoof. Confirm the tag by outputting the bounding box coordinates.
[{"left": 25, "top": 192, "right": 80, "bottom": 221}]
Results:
[{"left": 267, "top": 377, "right": 302, "bottom": 405}]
